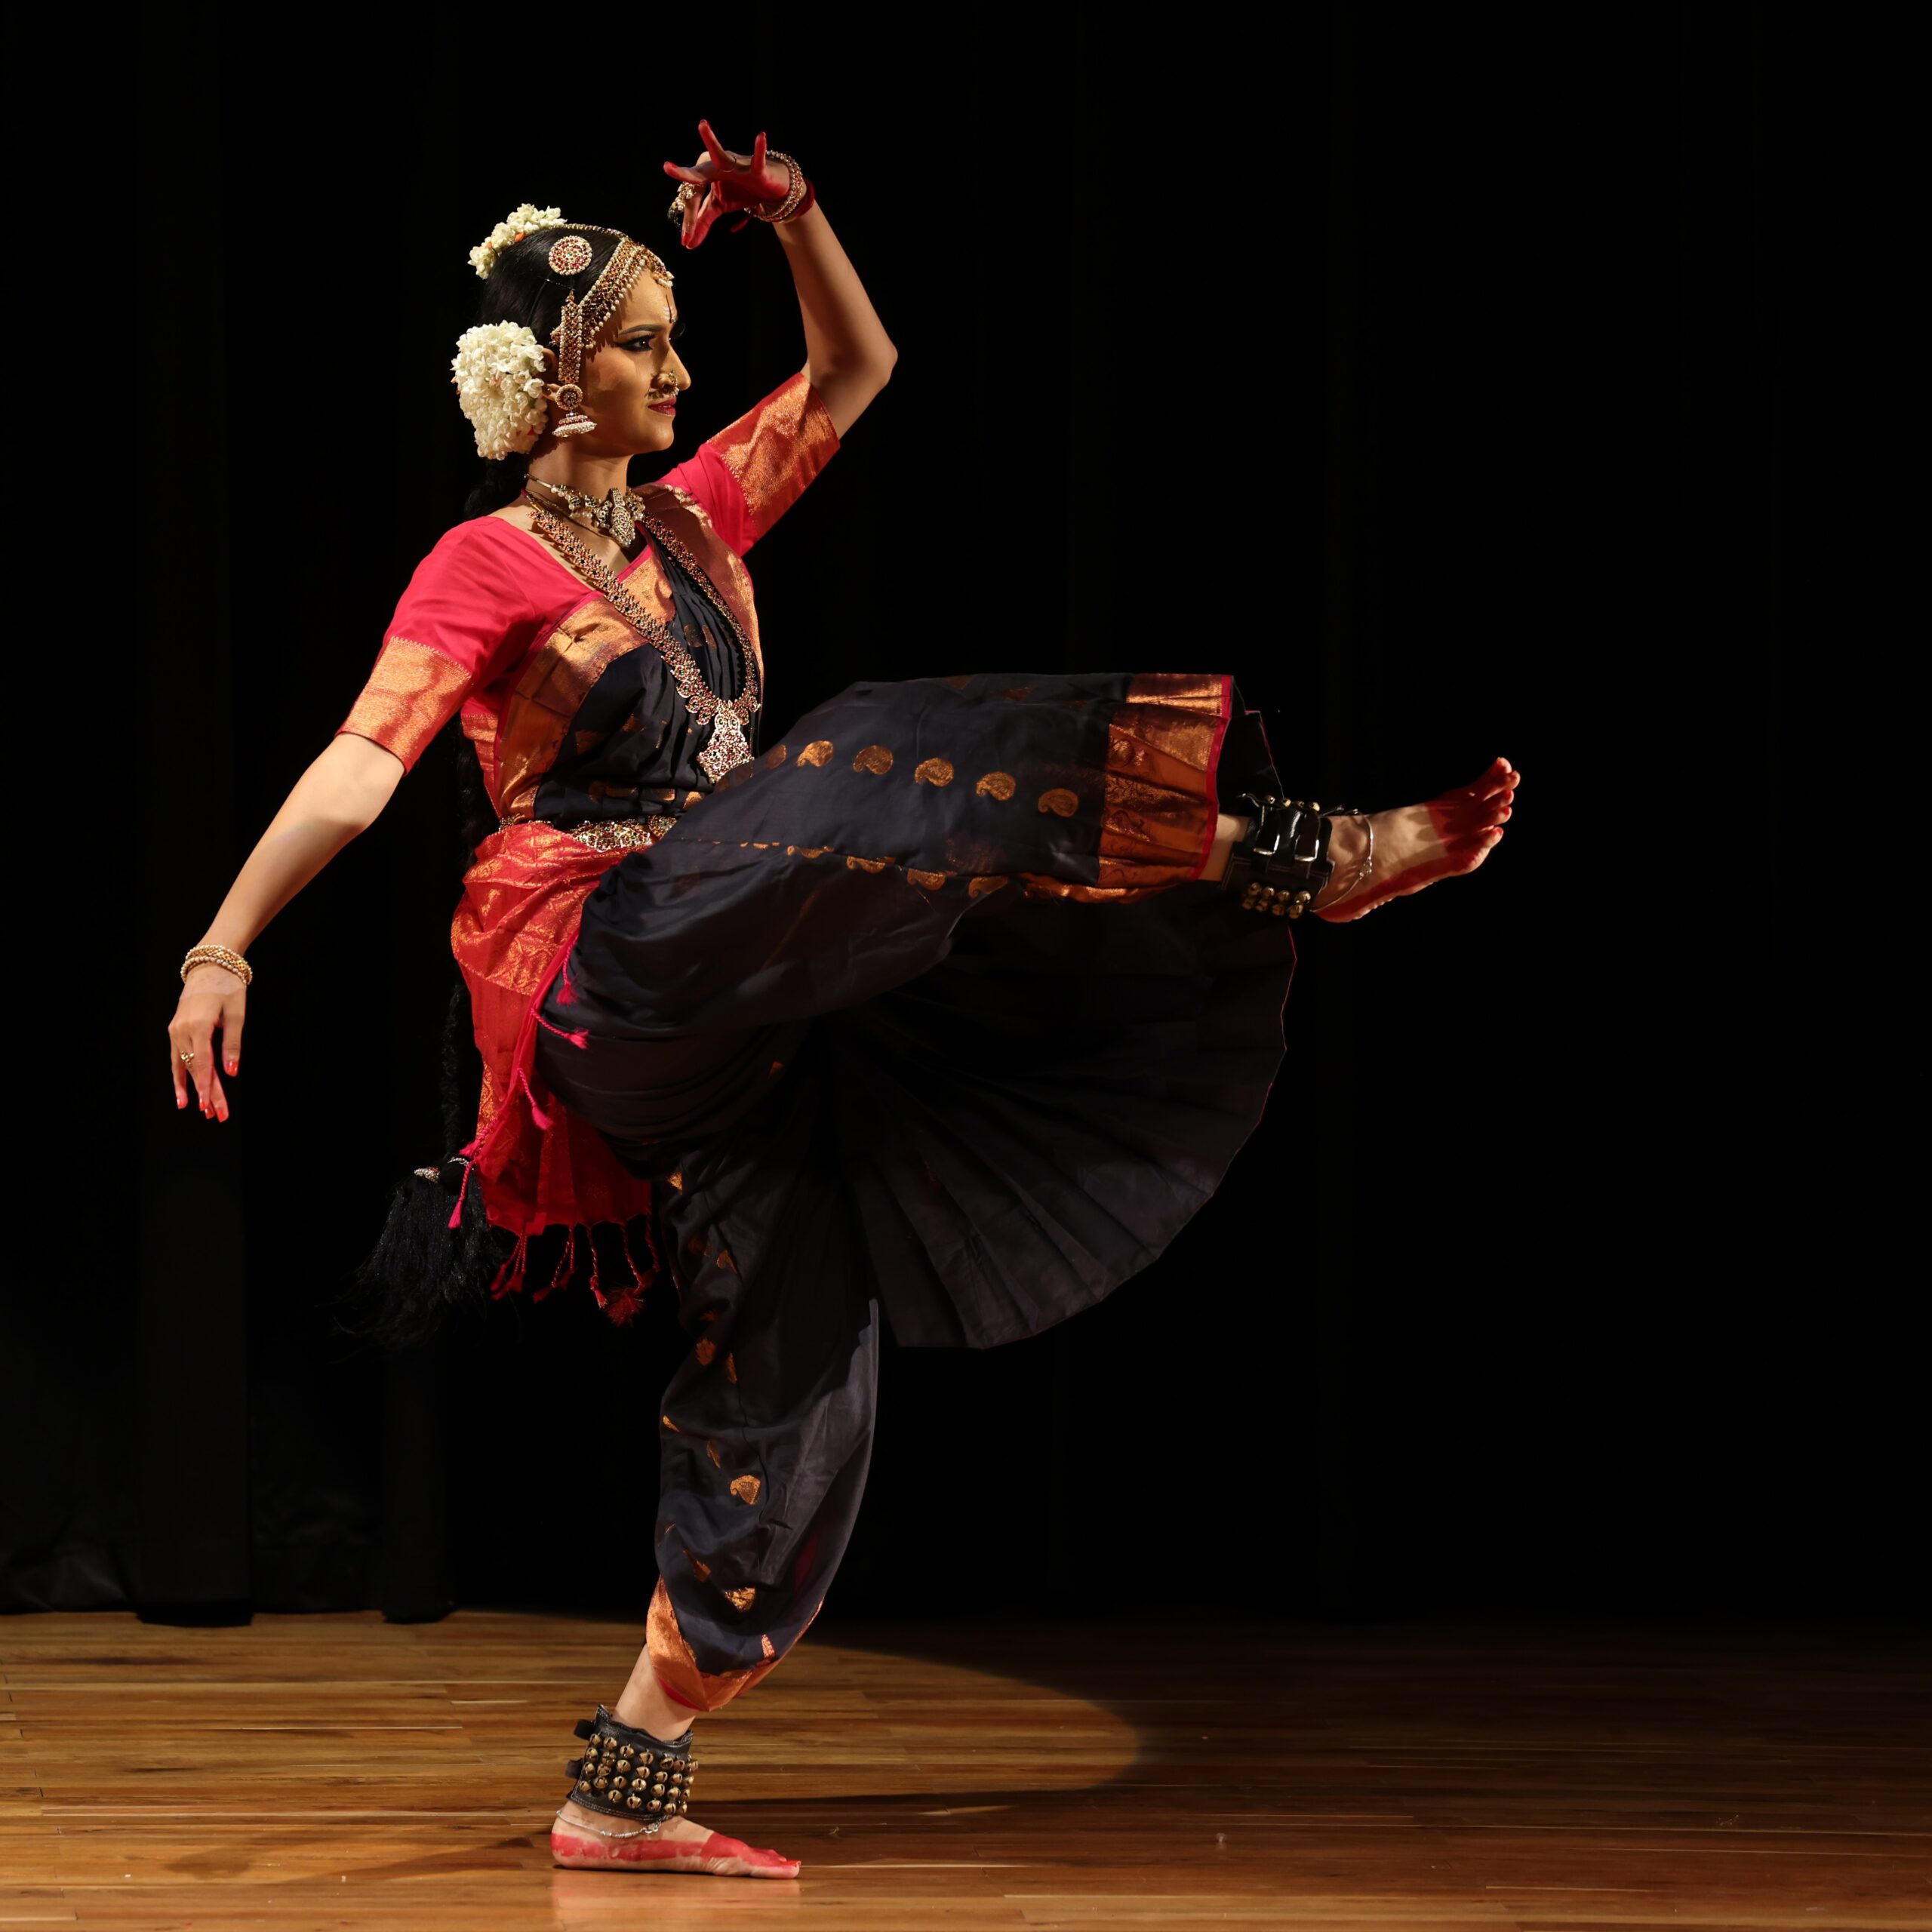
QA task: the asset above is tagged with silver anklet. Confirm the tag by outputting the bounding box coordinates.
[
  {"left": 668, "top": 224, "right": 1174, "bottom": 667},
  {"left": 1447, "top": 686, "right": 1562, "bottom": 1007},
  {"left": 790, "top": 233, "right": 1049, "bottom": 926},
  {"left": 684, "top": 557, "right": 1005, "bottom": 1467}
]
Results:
[
  {"left": 554, "top": 1803, "right": 666, "bottom": 1839},
  {"left": 1317, "top": 811, "right": 1375, "bottom": 909}
]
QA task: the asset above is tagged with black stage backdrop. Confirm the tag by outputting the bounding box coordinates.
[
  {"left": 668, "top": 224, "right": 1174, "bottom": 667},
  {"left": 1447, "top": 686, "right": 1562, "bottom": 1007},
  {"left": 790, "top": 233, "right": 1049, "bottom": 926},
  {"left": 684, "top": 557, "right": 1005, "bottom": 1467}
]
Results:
[{"left": 9, "top": 5, "right": 1917, "bottom": 1626}]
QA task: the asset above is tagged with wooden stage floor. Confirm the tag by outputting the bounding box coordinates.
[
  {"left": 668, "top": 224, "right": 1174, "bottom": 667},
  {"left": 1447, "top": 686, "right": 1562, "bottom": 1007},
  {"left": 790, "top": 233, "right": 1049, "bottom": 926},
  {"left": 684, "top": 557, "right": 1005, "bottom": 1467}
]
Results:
[{"left": 3, "top": 1610, "right": 1927, "bottom": 1928}]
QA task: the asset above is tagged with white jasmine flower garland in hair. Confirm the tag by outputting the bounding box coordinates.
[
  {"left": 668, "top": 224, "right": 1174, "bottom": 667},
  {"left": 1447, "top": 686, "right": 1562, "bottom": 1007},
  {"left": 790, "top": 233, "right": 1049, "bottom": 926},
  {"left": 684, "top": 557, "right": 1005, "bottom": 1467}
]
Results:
[
  {"left": 451, "top": 322, "right": 550, "bottom": 459},
  {"left": 469, "top": 203, "right": 568, "bottom": 278}
]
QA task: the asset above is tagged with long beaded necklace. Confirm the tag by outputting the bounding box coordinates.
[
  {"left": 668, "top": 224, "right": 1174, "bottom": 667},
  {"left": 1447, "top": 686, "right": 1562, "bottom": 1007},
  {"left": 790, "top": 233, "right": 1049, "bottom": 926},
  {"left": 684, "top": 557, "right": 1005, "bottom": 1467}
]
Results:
[
  {"left": 525, "top": 474, "right": 650, "bottom": 549},
  {"left": 523, "top": 498, "right": 761, "bottom": 783}
]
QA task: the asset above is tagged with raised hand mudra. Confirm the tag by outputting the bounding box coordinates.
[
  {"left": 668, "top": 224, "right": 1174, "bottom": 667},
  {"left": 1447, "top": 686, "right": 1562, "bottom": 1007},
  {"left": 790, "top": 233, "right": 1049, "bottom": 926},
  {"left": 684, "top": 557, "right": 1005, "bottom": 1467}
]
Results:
[{"left": 663, "top": 119, "right": 792, "bottom": 248}]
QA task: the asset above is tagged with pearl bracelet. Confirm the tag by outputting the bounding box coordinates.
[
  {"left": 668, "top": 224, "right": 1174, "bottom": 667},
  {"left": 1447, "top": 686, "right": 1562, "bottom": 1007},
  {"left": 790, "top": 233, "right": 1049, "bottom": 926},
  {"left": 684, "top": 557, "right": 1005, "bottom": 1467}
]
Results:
[{"left": 181, "top": 944, "right": 253, "bottom": 986}]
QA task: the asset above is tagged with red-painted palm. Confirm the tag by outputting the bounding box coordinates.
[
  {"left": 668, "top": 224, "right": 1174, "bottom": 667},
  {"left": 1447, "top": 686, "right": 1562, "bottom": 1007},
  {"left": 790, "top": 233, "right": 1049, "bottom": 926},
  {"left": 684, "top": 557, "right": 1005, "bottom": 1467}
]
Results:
[{"left": 663, "top": 120, "right": 794, "bottom": 248}]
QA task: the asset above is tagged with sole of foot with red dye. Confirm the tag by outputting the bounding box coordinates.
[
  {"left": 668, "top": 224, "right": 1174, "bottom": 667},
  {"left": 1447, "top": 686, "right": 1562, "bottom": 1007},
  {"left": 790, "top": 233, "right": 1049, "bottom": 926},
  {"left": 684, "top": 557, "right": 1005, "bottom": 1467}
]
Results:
[
  {"left": 550, "top": 1821, "right": 801, "bottom": 1877},
  {"left": 1315, "top": 756, "right": 1521, "bottom": 921}
]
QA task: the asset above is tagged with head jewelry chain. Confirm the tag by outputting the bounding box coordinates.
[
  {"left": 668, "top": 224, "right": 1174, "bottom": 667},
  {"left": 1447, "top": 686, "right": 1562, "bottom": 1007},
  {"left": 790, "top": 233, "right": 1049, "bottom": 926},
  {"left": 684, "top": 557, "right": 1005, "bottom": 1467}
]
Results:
[{"left": 540, "top": 228, "right": 676, "bottom": 438}]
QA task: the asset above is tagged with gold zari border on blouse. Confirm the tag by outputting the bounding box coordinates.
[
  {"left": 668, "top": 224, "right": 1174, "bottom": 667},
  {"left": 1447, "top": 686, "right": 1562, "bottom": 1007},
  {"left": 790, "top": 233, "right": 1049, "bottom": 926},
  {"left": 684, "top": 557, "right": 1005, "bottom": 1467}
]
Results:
[
  {"left": 706, "top": 370, "right": 839, "bottom": 544},
  {"left": 339, "top": 637, "right": 472, "bottom": 771}
]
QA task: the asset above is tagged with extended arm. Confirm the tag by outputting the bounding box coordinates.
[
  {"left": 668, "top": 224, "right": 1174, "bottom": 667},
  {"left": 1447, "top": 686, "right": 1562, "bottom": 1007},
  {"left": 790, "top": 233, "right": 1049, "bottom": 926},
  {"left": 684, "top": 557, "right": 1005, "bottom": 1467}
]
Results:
[
  {"left": 664, "top": 122, "right": 898, "bottom": 438},
  {"left": 168, "top": 733, "right": 404, "bottom": 1118}
]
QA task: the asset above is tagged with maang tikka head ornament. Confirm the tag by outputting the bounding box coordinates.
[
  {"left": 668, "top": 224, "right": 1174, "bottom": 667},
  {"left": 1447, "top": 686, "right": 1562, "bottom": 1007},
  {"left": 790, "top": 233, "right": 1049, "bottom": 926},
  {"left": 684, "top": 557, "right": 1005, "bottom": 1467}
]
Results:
[
  {"left": 542, "top": 226, "right": 674, "bottom": 438},
  {"left": 452, "top": 208, "right": 674, "bottom": 457}
]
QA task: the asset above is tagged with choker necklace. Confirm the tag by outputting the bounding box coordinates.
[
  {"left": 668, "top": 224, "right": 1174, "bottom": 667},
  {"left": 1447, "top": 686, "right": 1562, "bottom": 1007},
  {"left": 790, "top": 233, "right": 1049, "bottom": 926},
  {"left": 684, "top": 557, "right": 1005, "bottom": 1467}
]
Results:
[{"left": 524, "top": 475, "right": 650, "bottom": 549}]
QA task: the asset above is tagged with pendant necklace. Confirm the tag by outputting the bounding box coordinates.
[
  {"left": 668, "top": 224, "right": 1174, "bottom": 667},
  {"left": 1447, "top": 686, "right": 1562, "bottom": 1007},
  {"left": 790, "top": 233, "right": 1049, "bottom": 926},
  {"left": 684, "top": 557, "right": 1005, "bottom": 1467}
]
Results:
[{"left": 522, "top": 497, "right": 761, "bottom": 784}]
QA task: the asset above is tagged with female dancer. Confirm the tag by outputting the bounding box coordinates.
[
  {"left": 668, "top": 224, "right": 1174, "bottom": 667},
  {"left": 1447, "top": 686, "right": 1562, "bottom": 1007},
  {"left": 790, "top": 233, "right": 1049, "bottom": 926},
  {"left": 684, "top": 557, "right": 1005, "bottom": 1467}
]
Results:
[{"left": 165, "top": 123, "right": 1520, "bottom": 1881}]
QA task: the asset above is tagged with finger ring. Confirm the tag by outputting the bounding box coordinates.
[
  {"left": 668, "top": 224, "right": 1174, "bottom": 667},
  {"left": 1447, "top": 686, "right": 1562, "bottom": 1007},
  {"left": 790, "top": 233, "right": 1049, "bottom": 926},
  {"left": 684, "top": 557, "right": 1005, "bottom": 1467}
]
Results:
[
  {"left": 179, "top": 1048, "right": 195, "bottom": 1063},
  {"left": 668, "top": 180, "right": 697, "bottom": 223}
]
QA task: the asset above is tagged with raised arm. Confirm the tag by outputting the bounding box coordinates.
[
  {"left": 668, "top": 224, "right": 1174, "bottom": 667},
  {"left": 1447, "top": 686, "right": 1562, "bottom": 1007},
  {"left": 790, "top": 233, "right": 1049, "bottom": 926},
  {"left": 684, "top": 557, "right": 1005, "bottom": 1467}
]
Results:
[
  {"left": 769, "top": 202, "right": 897, "bottom": 438},
  {"left": 168, "top": 734, "right": 404, "bottom": 1120},
  {"left": 663, "top": 121, "right": 898, "bottom": 438}
]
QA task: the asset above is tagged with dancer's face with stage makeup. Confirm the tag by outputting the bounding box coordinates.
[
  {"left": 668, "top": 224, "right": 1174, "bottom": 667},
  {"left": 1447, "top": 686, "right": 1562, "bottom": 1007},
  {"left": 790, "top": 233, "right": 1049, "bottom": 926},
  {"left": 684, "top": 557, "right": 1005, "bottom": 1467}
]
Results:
[{"left": 565, "top": 275, "right": 689, "bottom": 457}]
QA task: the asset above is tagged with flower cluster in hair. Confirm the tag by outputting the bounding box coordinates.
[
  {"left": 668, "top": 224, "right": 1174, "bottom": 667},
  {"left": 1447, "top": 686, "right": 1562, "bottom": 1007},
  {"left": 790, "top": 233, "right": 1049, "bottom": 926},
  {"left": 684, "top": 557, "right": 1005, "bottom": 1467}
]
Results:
[
  {"left": 451, "top": 321, "right": 550, "bottom": 459},
  {"left": 469, "top": 203, "right": 568, "bottom": 279}
]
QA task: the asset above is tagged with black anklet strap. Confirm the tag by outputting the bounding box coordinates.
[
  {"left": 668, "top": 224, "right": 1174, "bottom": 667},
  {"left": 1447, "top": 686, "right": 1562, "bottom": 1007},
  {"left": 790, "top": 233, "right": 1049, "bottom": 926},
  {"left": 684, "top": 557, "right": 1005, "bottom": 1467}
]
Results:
[
  {"left": 1223, "top": 793, "right": 1361, "bottom": 918},
  {"left": 563, "top": 1703, "right": 698, "bottom": 1820}
]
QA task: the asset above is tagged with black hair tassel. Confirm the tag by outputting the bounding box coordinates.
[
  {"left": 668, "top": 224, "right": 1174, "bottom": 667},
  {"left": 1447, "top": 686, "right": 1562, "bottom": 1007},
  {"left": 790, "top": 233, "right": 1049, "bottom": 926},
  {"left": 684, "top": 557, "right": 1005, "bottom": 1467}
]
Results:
[{"left": 328, "top": 1151, "right": 509, "bottom": 1350}]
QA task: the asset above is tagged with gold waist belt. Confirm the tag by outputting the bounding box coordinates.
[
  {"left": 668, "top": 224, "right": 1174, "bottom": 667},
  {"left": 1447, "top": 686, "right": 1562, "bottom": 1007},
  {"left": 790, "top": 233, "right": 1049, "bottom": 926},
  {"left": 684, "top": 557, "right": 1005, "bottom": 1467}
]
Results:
[{"left": 500, "top": 814, "right": 678, "bottom": 852}]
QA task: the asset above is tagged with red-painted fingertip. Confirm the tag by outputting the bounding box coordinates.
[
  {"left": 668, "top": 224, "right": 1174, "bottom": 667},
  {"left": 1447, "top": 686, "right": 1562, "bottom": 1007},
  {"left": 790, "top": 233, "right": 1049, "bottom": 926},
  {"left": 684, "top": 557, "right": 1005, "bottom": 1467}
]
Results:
[
  {"left": 226, "top": 1059, "right": 238, "bottom": 1075},
  {"left": 177, "top": 1096, "right": 186, "bottom": 1109}
]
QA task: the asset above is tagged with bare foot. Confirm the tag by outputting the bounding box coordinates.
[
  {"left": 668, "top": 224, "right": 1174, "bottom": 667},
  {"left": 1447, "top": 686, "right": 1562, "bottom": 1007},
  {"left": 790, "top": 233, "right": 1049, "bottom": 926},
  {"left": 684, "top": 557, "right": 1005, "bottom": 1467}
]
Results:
[
  {"left": 548, "top": 1652, "right": 800, "bottom": 1875},
  {"left": 550, "top": 1798, "right": 801, "bottom": 1877},
  {"left": 1315, "top": 757, "right": 1520, "bottom": 921}
]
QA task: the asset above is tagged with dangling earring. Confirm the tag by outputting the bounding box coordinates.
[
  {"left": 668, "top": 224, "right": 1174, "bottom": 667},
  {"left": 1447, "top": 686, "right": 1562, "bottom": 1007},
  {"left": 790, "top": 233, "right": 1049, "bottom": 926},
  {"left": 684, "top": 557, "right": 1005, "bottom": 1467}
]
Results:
[
  {"left": 546, "top": 297, "right": 596, "bottom": 438},
  {"left": 538, "top": 232, "right": 664, "bottom": 441},
  {"left": 548, "top": 386, "right": 594, "bottom": 437},
  {"left": 546, "top": 236, "right": 598, "bottom": 437}
]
